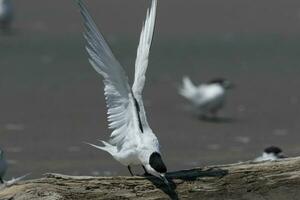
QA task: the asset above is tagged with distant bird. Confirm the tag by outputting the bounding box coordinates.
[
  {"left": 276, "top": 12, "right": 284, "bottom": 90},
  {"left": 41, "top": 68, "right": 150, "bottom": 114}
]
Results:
[
  {"left": 76, "top": 0, "right": 168, "bottom": 184},
  {"left": 0, "top": 0, "right": 13, "bottom": 32},
  {"left": 179, "top": 76, "right": 233, "bottom": 119},
  {"left": 254, "top": 146, "right": 286, "bottom": 162},
  {"left": 0, "top": 149, "right": 7, "bottom": 184}
]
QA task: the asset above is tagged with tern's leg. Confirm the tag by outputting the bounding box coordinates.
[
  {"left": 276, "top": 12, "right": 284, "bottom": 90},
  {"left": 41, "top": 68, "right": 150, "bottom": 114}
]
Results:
[
  {"left": 142, "top": 165, "right": 151, "bottom": 176},
  {"left": 128, "top": 166, "right": 134, "bottom": 176}
]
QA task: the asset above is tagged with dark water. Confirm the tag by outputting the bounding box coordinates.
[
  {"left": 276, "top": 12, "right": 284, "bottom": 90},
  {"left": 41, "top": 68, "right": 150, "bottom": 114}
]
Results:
[{"left": 1, "top": 0, "right": 300, "bottom": 179}]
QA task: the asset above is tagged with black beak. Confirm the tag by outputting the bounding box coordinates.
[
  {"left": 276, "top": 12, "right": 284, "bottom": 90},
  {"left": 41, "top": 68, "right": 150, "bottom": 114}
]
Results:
[{"left": 160, "top": 174, "right": 170, "bottom": 187}]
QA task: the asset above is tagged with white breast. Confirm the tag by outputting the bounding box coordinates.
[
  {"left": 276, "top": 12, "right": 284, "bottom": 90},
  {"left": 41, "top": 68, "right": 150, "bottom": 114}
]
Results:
[
  {"left": 254, "top": 153, "right": 278, "bottom": 162},
  {"left": 194, "top": 84, "right": 225, "bottom": 106}
]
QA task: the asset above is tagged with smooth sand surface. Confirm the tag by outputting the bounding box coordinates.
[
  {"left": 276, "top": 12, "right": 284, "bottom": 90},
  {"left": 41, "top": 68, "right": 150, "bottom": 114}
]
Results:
[{"left": 1, "top": 0, "right": 300, "bottom": 179}]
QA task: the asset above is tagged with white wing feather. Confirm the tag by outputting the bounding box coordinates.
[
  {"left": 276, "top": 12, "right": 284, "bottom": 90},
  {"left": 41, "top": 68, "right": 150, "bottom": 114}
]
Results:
[
  {"left": 132, "top": 0, "right": 157, "bottom": 130},
  {"left": 77, "top": 0, "right": 141, "bottom": 148},
  {"left": 179, "top": 76, "right": 198, "bottom": 99}
]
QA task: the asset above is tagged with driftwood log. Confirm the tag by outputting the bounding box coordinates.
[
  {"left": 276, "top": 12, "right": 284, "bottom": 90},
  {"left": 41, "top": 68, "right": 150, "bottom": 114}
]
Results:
[{"left": 1, "top": 157, "right": 300, "bottom": 200}]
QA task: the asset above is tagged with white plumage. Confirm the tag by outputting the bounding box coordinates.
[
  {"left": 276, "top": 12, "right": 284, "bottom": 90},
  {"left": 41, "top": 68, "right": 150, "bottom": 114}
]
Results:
[
  {"left": 254, "top": 152, "right": 279, "bottom": 162},
  {"left": 254, "top": 146, "right": 286, "bottom": 162},
  {"left": 76, "top": 0, "right": 168, "bottom": 182},
  {"left": 179, "top": 76, "right": 230, "bottom": 118}
]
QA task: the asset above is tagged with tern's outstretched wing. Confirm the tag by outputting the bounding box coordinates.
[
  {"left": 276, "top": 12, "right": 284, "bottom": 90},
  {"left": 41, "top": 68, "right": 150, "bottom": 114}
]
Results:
[
  {"left": 132, "top": 0, "right": 157, "bottom": 131},
  {"left": 77, "top": 0, "right": 141, "bottom": 148}
]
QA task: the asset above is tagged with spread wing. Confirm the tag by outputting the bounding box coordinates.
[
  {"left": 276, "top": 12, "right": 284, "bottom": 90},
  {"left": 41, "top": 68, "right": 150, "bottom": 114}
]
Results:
[
  {"left": 132, "top": 0, "right": 157, "bottom": 131},
  {"left": 77, "top": 0, "right": 141, "bottom": 148}
]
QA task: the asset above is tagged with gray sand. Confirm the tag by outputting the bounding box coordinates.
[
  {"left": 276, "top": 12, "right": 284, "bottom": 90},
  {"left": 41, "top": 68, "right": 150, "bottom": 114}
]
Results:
[{"left": 0, "top": 0, "right": 300, "bottom": 178}]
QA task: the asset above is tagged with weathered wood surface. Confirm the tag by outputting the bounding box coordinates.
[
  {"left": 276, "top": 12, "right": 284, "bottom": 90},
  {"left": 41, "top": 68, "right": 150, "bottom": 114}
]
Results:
[{"left": 1, "top": 157, "right": 300, "bottom": 200}]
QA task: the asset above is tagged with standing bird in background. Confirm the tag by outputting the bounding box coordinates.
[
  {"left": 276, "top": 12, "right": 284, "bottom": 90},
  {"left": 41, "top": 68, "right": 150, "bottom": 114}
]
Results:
[
  {"left": 179, "top": 76, "right": 233, "bottom": 119},
  {"left": 76, "top": 0, "right": 168, "bottom": 184},
  {"left": 0, "top": 149, "right": 7, "bottom": 184},
  {"left": 254, "top": 146, "right": 286, "bottom": 162},
  {"left": 0, "top": 0, "right": 13, "bottom": 32}
]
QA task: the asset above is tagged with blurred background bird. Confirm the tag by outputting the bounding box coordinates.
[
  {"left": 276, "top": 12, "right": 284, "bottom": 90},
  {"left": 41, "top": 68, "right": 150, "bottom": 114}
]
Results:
[
  {"left": 0, "top": 148, "right": 29, "bottom": 188},
  {"left": 0, "top": 0, "right": 13, "bottom": 33},
  {"left": 254, "top": 146, "right": 286, "bottom": 162},
  {"left": 179, "top": 76, "right": 233, "bottom": 120},
  {"left": 0, "top": 149, "right": 7, "bottom": 184}
]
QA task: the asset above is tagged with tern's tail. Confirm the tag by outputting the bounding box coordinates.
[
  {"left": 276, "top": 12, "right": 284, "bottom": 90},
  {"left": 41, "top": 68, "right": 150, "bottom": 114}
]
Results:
[
  {"left": 86, "top": 140, "right": 117, "bottom": 156},
  {"left": 179, "top": 76, "right": 197, "bottom": 99}
]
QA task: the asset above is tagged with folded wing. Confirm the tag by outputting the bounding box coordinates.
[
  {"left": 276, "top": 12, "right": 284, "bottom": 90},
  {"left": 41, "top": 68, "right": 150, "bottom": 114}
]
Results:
[{"left": 77, "top": 0, "right": 141, "bottom": 148}]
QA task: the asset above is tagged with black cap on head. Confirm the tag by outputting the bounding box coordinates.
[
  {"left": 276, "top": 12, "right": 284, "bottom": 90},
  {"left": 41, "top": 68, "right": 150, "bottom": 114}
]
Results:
[
  {"left": 264, "top": 146, "right": 282, "bottom": 155},
  {"left": 208, "top": 78, "right": 234, "bottom": 89},
  {"left": 149, "top": 152, "right": 167, "bottom": 173},
  {"left": 208, "top": 78, "right": 227, "bottom": 84}
]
